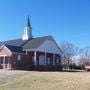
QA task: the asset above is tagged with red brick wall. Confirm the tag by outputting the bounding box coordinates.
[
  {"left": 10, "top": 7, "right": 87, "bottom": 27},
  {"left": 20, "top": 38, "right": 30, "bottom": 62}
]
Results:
[{"left": 11, "top": 52, "right": 34, "bottom": 69}]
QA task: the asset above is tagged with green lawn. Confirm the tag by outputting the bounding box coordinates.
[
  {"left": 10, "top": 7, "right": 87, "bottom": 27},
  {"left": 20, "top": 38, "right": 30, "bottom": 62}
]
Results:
[{"left": 0, "top": 71, "right": 90, "bottom": 90}]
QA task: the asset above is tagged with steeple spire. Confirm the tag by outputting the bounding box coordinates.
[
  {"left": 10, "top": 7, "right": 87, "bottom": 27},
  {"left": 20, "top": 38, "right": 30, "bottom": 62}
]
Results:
[
  {"left": 22, "top": 16, "right": 33, "bottom": 40},
  {"left": 26, "top": 16, "right": 31, "bottom": 29}
]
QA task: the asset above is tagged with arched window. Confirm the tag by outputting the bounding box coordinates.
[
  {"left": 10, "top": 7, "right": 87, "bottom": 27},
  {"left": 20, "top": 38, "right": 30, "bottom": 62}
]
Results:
[
  {"left": 32, "top": 56, "right": 34, "bottom": 64},
  {"left": 39, "top": 55, "right": 45, "bottom": 65},
  {"left": 47, "top": 57, "right": 51, "bottom": 65},
  {"left": 56, "top": 58, "right": 60, "bottom": 64},
  {"left": 17, "top": 55, "right": 21, "bottom": 61}
]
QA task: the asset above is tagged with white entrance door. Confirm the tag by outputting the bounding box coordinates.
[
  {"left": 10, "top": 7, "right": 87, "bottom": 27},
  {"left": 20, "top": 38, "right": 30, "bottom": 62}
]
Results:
[{"left": 39, "top": 55, "right": 45, "bottom": 65}]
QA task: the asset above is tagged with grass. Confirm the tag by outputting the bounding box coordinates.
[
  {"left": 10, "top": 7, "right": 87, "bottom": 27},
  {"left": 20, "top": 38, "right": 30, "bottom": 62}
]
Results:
[{"left": 0, "top": 71, "right": 90, "bottom": 90}]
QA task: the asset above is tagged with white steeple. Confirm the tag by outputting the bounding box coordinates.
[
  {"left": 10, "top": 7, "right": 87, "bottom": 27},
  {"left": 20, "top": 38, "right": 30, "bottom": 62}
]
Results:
[{"left": 22, "top": 16, "right": 33, "bottom": 40}]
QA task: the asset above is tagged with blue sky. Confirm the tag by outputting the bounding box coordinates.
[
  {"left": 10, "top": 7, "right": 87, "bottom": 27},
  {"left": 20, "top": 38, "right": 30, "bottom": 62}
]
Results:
[{"left": 0, "top": 0, "right": 90, "bottom": 48}]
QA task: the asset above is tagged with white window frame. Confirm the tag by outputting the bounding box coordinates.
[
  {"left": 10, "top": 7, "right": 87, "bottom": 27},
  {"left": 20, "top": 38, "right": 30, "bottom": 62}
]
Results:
[
  {"left": 17, "top": 55, "right": 21, "bottom": 61},
  {"left": 56, "top": 58, "right": 59, "bottom": 64},
  {"left": 47, "top": 57, "right": 50, "bottom": 65},
  {"left": 39, "top": 55, "right": 45, "bottom": 65}
]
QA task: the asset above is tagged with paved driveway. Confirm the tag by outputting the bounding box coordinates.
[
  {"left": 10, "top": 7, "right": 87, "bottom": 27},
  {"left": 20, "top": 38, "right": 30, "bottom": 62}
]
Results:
[{"left": 0, "top": 70, "right": 31, "bottom": 85}]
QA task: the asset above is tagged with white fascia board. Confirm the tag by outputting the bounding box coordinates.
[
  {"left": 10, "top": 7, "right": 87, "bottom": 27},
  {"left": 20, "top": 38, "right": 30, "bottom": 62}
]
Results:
[
  {"left": 12, "top": 52, "right": 26, "bottom": 55},
  {"left": 0, "top": 55, "right": 7, "bottom": 57},
  {"left": 23, "top": 48, "right": 36, "bottom": 52}
]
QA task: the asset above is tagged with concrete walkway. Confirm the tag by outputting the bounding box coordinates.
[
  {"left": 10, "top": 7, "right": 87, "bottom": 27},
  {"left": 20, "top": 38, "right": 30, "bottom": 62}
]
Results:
[{"left": 0, "top": 70, "right": 31, "bottom": 85}]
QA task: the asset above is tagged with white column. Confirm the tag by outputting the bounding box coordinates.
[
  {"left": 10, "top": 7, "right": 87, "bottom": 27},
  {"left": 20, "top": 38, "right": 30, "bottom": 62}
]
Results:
[
  {"left": 34, "top": 51, "right": 37, "bottom": 65},
  {"left": 45, "top": 52, "right": 47, "bottom": 65},
  {"left": 3, "top": 56, "right": 6, "bottom": 69},
  {"left": 53, "top": 54, "right": 55, "bottom": 66}
]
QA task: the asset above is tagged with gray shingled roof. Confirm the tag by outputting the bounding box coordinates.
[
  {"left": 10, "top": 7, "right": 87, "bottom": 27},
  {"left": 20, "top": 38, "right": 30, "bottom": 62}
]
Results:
[
  {"left": 0, "top": 36, "right": 61, "bottom": 53},
  {"left": 0, "top": 38, "right": 30, "bottom": 53},
  {"left": 23, "top": 36, "right": 54, "bottom": 50},
  {"left": 0, "top": 39, "right": 30, "bottom": 47},
  {"left": 5, "top": 45, "right": 24, "bottom": 53}
]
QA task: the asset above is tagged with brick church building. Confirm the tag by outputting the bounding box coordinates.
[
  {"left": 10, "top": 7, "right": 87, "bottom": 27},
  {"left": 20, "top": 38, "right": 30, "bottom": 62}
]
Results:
[{"left": 0, "top": 17, "right": 62, "bottom": 70}]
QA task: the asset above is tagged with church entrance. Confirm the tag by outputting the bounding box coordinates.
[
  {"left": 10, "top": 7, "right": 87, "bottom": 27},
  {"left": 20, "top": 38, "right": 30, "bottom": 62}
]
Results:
[{"left": 0, "top": 56, "right": 11, "bottom": 69}]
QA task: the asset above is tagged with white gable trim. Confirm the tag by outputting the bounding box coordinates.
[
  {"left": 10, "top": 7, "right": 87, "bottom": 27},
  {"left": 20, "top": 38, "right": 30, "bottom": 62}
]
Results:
[
  {"left": 23, "top": 48, "right": 36, "bottom": 52},
  {"left": 37, "top": 40, "right": 61, "bottom": 54},
  {"left": 12, "top": 52, "right": 26, "bottom": 55},
  {"left": 0, "top": 55, "right": 7, "bottom": 57},
  {"left": 0, "top": 45, "right": 12, "bottom": 56}
]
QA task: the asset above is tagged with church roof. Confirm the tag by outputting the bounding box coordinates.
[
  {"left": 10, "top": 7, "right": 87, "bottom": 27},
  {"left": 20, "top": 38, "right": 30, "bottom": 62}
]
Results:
[
  {"left": 23, "top": 36, "right": 54, "bottom": 50},
  {"left": 0, "top": 39, "right": 30, "bottom": 47},
  {"left": 5, "top": 45, "right": 24, "bottom": 53},
  {"left": 0, "top": 36, "right": 56, "bottom": 53}
]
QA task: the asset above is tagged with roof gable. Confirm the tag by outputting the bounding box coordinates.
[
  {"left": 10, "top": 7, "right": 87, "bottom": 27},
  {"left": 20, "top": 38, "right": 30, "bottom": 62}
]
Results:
[
  {"left": 0, "top": 45, "right": 12, "bottom": 56},
  {"left": 23, "top": 36, "right": 61, "bottom": 54},
  {"left": 23, "top": 36, "right": 54, "bottom": 50},
  {"left": 37, "top": 40, "right": 61, "bottom": 54},
  {"left": 0, "top": 44, "right": 24, "bottom": 54}
]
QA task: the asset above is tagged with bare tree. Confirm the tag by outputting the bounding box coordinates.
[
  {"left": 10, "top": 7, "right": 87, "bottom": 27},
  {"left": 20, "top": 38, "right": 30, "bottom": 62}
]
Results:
[
  {"left": 78, "top": 47, "right": 90, "bottom": 66},
  {"left": 60, "top": 42, "right": 78, "bottom": 69}
]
